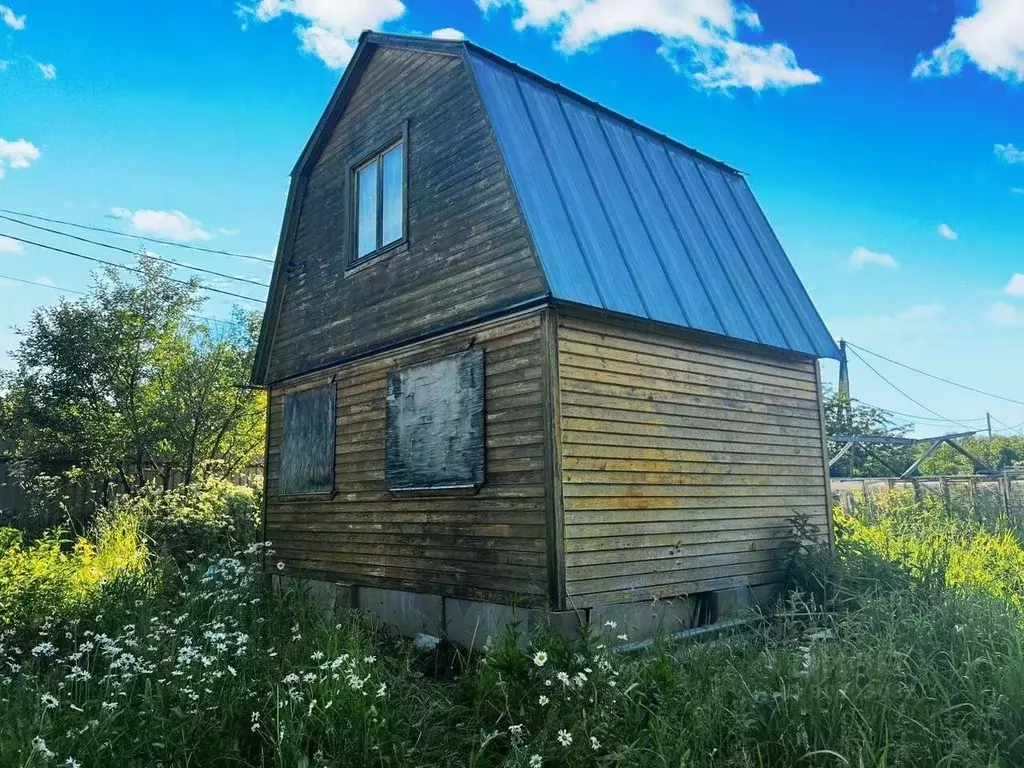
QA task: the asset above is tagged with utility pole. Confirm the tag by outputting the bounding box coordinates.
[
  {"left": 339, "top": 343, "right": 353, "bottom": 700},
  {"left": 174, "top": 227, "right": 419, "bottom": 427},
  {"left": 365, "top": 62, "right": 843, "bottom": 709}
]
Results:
[
  {"left": 838, "top": 339, "right": 850, "bottom": 400},
  {"left": 987, "top": 412, "right": 993, "bottom": 438}
]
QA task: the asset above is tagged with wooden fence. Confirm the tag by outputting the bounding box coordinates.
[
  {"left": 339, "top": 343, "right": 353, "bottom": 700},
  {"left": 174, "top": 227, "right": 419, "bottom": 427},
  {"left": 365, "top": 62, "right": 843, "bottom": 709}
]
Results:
[{"left": 831, "top": 472, "right": 1024, "bottom": 524}]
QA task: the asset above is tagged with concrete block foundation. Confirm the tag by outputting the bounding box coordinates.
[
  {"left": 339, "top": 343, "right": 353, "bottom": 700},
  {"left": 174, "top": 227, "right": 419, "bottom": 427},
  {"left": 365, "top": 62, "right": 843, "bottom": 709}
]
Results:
[
  {"left": 278, "top": 580, "right": 785, "bottom": 648},
  {"left": 357, "top": 587, "right": 444, "bottom": 638}
]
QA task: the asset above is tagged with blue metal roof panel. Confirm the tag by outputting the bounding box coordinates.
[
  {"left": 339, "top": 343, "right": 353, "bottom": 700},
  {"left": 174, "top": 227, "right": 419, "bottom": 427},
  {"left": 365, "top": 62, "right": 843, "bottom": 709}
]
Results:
[
  {"left": 599, "top": 118, "right": 724, "bottom": 336},
  {"left": 726, "top": 175, "right": 841, "bottom": 358},
  {"left": 465, "top": 46, "right": 840, "bottom": 360},
  {"left": 698, "top": 163, "right": 813, "bottom": 353},
  {"left": 466, "top": 54, "right": 603, "bottom": 307},
  {"left": 561, "top": 99, "right": 689, "bottom": 326},
  {"left": 515, "top": 76, "right": 649, "bottom": 318}
]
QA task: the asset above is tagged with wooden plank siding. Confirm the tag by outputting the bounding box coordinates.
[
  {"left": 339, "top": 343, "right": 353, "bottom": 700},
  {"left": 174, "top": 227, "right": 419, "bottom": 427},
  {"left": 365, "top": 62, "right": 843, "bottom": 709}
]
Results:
[
  {"left": 265, "top": 312, "right": 553, "bottom": 607},
  {"left": 556, "top": 316, "right": 829, "bottom": 607},
  {"left": 265, "top": 45, "right": 547, "bottom": 384}
]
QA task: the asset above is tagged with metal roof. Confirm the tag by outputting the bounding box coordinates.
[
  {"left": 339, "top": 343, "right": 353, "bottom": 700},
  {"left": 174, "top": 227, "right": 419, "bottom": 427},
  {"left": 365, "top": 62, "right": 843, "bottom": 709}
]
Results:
[{"left": 465, "top": 47, "right": 841, "bottom": 360}]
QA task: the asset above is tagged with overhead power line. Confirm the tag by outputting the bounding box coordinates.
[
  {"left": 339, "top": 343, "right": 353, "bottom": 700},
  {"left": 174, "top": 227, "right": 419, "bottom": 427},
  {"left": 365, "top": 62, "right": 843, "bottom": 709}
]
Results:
[
  {"left": 0, "top": 207, "right": 274, "bottom": 264},
  {"left": 847, "top": 341, "right": 1024, "bottom": 409},
  {"left": 0, "top": 233, "right": 263, "bottom": 304},
  {"left": 0, "top": 272, "right": 232, "bottom": 326},
  {"left": 0, "top": 214, "right": 269, "bottom": 289},
  {"left": 851, "top": 397, "right": 986, "bottom": 426},
  {"left": 990, "top": 416, "right": 1024, "bottom": 437},
  {"left": 846, "top": 346, "right": 975, "bottom": 431},
  {"left": 0, "top": 273, "right": 86, "bottom": 296}
]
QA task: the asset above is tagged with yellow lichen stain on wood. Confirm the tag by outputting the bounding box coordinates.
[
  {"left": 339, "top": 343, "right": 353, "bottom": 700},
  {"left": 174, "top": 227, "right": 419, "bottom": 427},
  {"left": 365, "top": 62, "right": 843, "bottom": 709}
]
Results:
[{"left": 556, "top": 316, "right": 830, "bottom": 607}]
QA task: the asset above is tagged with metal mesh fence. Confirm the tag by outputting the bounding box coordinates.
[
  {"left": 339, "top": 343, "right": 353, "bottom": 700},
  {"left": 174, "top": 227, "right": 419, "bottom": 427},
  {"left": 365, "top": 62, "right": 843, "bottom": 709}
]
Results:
[{"left": 832, "top": 473, "right": 1024, "bottom": 528}]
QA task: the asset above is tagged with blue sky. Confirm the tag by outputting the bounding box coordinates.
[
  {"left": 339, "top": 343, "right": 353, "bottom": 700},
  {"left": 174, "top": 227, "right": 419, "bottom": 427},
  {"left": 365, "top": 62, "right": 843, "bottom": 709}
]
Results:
[{"left": 1, "top": 0, "right": 1022, "bottom": 436}]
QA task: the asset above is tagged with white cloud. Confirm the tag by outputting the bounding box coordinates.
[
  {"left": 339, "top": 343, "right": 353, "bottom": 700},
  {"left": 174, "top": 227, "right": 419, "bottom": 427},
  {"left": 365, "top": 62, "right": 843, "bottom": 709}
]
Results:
[
  {"left": 37, "top": 62, "right": 56, "bottom": 79},
  {"left": 34, "top": 275, "right": 54, "bottom": 286},
  {"left": 0, "top": 137, "right": 40, "bottom": 179},
  {"left": 937, "top": 223, "right": 958, "bottom": 240},
  {"left": 1012, "top": 187, "right": 1024, "bottom": 195},
  {"left": 995, "top": 143, "right": 1024, "bottom": 164},
  {"left": 219, "top": 227, "right": 241, "bottom": 236},
  {"left": 913, "top": 0, "right": 1024, "bottom": 82},
  {"left": 850, "top": 246, "right": 898, "bottom": 269},
  {"left": 0, "top": 60, "right": 10, "bottom": 72},
  {"left": 827, "top": 303, "right": 947, "bottom": 344},
  {"left": 118, "top": 209, "right": 212, "bottom": 241},
  {"left": 240, "top": 0, "right": 406, "bottom": 69},
  {"left": 896, "top": 304, "right": 945, "bottom": 322},
  {"left": 431, "top": 27, "right": 465, "bottom": 40},
  {"left": 986, "top": 302, "right": 1024, "bottom": 326},
  {"left": 477, "top": 0, "right": 820, "bottom": 92},
  {"left": 1005, "top": 273, "right": 1024, "bottom": 297},
  {"left": 0, "top": 4, "right": 25, "bottom": 30},
  {"left": 0, "top": 235, "right": 22, "bottom": 253}
]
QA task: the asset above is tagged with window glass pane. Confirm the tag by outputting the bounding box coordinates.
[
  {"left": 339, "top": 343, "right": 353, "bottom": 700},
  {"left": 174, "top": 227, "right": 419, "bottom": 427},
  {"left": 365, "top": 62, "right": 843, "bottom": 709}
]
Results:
[
  {"left": 381, "top": 144, "right": 404, "bottom": 246},
  {"left": 356, "top": 161, "right": 378, "bottom": 258}
]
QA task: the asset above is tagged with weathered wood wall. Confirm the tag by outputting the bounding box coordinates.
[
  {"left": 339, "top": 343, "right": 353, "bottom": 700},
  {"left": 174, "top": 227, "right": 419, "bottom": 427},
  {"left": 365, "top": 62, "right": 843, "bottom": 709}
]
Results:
[
  {"left": 555, "top": 315, "right": 830, "bottom": 607},
  {"left": 265, "top": 44, "right": 546, "bottom": 384},
  {"left": 265, "top": 312, "right": 552, "bottom": 607}
]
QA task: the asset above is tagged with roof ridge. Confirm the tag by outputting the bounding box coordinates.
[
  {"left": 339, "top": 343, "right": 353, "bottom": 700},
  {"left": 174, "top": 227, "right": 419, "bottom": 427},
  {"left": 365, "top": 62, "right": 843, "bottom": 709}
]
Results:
[{"left": 365, "top": 30, "right": 743, "bottom": 176}]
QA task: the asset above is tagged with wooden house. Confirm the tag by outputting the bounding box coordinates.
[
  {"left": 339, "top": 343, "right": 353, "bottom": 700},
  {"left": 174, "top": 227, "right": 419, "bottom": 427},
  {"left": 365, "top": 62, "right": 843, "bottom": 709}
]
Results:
[{"left": 252, "top": 32, "right": 840, "bottom": 644}]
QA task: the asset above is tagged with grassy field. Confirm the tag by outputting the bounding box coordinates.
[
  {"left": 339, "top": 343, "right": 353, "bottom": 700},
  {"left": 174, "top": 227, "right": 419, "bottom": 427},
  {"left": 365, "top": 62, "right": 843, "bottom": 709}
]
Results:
[{"left": 2, "top": 485, "right": 1024, "bottom": 767}]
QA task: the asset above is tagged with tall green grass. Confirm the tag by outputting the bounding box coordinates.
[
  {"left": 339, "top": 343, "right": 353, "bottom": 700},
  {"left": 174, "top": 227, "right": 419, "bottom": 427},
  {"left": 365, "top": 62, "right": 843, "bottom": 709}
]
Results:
[{"left": 2, "top": 487, "right": 1024, "bottom": 766}]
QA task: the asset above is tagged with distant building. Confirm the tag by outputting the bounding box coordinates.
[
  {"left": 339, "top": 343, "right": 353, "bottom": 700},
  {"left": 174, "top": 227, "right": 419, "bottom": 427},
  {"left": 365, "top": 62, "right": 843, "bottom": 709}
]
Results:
[{"left": 252, "top": 32, "right": 839, "bottom": 645}]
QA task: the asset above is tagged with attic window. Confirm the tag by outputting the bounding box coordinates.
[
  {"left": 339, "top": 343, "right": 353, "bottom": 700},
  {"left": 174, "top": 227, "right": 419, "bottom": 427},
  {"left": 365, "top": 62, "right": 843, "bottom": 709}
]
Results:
[{"left": 355, "top": 139, "right": 405, "bottom": 260}]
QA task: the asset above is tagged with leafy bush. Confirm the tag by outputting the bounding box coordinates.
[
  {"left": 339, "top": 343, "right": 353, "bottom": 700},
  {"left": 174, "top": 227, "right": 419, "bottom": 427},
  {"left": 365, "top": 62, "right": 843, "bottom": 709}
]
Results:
[
  {"left": 112, "top": 476, "right": 260, "bottom": 562},
  {"left": 835, "top": 489, "right": 1024, "bottom": 613},
  {"left": 0, "top": 510, "right": 148, "bottom": 635}
]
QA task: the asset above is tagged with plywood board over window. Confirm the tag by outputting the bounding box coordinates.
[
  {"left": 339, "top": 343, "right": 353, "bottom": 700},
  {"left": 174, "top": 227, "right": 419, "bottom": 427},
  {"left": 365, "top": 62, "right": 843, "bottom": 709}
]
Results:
[
  {"left": 280, "top": 383, "right": 337, "bottom": 495},
  {"left": 385, "top": 348, "right": 485, "bottom": 492}
]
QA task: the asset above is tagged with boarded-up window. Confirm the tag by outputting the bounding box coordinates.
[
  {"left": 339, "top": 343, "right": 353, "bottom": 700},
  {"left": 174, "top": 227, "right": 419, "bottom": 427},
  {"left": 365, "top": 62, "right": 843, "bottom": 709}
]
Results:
[
  {"left": 280, "top": 384, "right": 336, "bottom": 495},
  {"left": 385, "top": 348, "right": 485, "bottom": 491}
]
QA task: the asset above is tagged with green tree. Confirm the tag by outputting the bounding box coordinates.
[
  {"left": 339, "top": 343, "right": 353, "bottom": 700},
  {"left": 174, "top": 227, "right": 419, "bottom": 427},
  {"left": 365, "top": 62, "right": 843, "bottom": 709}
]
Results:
[
  {"left": 823, "top": 387, "right": 912, "bottom": 477},
  {"left": 0, "top": 257, "right": 265, "bottom": 500},
  {"left": 915, "top": 435, "right": 1024, "bottom": 475}
]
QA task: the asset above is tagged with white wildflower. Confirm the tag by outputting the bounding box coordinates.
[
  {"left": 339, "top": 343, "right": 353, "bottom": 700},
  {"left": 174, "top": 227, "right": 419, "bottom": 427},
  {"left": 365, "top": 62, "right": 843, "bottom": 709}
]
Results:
[
  {"left": 310, "top": 651, "right": 324, "bottom": 661},
  {"left": 508, "top": 723, "right": 524, "bottom": 740},
  {"left": 41, "top": 693, "right": 59, "bottom": 709},
  {"left": 363, "top": 655, "right": 376, "bottom": 664},
  {"left": 557, "top": 729, "right": 572, "bottom": 747},
  {"left": 376, "top": 682, "right": 387, "bottom": 698},
  {"left": 556, "top": 671, "right": 570, "bottom": 686},
  {"left": 31, "top": 642, "right": 57, "bottom": 657},
  {"left": 616, "top": 634, "right": 628, "bottom": 641},
  {"left": 65, "top": 758, "right": 81, "bottom": 768},
  {"left": 529, "top": 756, "right": 543, "bottom": 768},
  {"left": 32, "top": 737, "right": 55, "bottom": 760},
  {"left": 532, "top": 650, "right": 548, "bottom": 667},
  {"left": 590, "top": 736, "right": 600, "bottom": 750},
  {"left": 603, "top": 620, "right": 617, "bottom": 629},
  {"left": 538, "top": 694, "right": 549, "bottom": 706}
]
